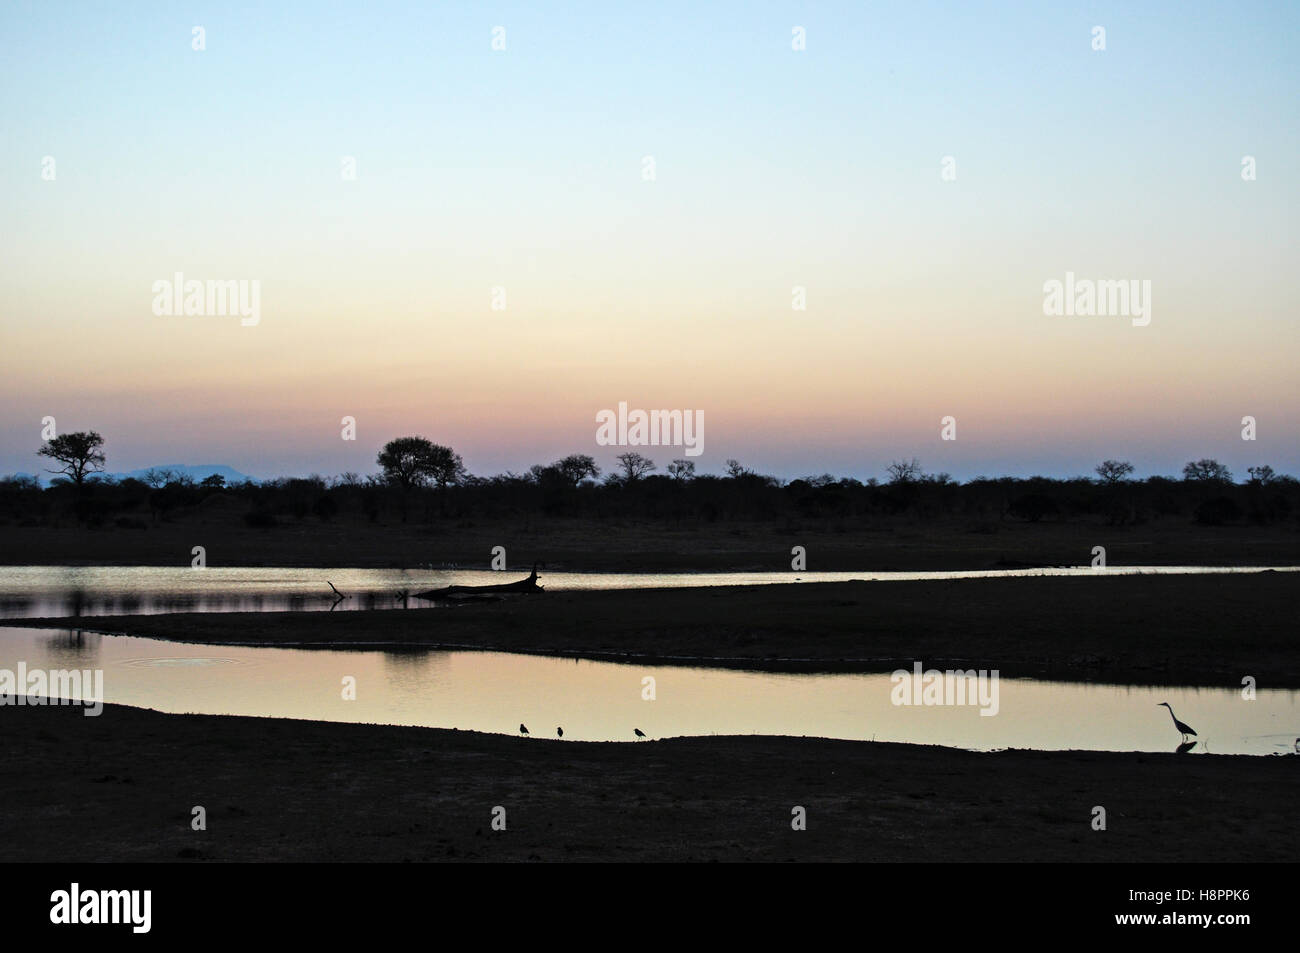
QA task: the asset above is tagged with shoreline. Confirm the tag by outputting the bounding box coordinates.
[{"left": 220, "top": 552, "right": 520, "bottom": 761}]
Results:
[
  {"left": 4, "top": 574, "right": 1297, "bottom": 686},
  {"left": 2, "top": 702, "right": 1294, "bottom": 862}
]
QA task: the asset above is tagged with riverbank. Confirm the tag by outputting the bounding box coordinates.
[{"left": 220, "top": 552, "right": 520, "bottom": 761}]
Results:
[
  {"left": 7, "top": 573, "right": 1297, "bottom": 685},
  {"left": 0, "top": 515, "right": 1295, "bottom": 570},
  {"left": 1, "top": 702, "right": 1292, "bottom": 862}
]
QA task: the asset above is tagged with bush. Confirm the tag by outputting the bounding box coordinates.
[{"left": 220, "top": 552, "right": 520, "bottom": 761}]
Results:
[
  {"left": 1008, "top": 494, "right": 1059, "bottom": 523},
  {"left": 1194, "top": 497, "right": 1242, "bottom": 526},
  {"left": 243, "top": 510, "right": 278, "bottom": 529}
]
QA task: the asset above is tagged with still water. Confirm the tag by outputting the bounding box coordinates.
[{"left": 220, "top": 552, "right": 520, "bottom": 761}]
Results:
[
  {"left": 0, "top": 565, "right": 1294, "bottom": 618},
  {"left": 1, "top": 626, "right": 1295, "bottom": 756}
]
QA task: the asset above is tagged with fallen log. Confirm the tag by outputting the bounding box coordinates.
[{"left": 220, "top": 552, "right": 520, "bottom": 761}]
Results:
[{"left": 411, "top": 565, "right": 543, "bottom": 601}]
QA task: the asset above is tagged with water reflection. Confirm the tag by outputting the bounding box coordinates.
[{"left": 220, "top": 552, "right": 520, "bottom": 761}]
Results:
[
  {"left": 0, "top": 626, "right": 1295, "bottom": 755},
  {"left": 37, "top": 628, "right": 103, "bottom": 665},
  {"left": 0, "top": 565, "right": 1295, "bottom": 620}
]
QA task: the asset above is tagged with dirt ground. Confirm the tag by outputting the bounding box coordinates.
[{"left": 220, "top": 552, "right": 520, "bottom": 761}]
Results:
[
  {"left": 1, "top": 513, "right": 1295, "bottom": 571},
  {"left": 1, "top": 702, "right": 1293, "bottom": 862}
]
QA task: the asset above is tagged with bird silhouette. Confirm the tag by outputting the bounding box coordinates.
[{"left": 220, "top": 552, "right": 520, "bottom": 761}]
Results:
[
  {"left": 1158, "top": 703, "right": 1196, "bottom": 741},
  {"left": 556, "top": 726, "right": 563, "bottom": 738},
  {"left": 519, "top": 723, "right": 529, "bottom": 736},
  {"left": 633, "top": 728, "right": 646, "bottom": 739}
]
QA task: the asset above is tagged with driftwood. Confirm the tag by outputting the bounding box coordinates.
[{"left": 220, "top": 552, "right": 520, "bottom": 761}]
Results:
[{"left": 412, "top": 565, "right": 543, "bottom": 602}]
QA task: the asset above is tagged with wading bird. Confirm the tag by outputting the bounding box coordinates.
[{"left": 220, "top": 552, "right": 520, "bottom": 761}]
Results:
[
  {"left": 519, "top": 723, "right": 529, "bottom": 736},
  {"left": 556, "top": 727, "right": 563, "bottom": 738},
  {"left": 1158, "top": 703, "right": 1196, "bottom": 741},
  {"left": 634, "top": 728, "right": 646, "bottom": 739}
]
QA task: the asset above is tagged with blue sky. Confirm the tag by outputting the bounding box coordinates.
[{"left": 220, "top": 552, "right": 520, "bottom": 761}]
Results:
[{"left": 1, "top": 1, "right": 1297, "bottom": 481}]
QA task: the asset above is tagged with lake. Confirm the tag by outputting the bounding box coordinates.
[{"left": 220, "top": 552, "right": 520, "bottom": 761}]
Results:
[
  {"left": 0, "top": 564, "right": 1294, "bottom": 618},
  {"left": 1, "top": 625, "right": 1295, "bottom": 756}
]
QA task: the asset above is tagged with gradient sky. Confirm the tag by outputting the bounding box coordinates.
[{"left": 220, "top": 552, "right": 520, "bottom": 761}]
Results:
[{"left": 1, "top": 1, "right": 1296, "bottom": 482}]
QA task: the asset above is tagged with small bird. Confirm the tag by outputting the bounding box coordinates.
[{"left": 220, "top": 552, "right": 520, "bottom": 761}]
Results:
[
  {"left": 556, "top": 727, "right": 563, "bottom": 738},
  {"left": 519, "top": 723, "right": 529, "bottom": 736},
  {"left": 634, "top": 728, "right": 646, "bottom": 739},
  {"left": 1157, "top": 703, "right": 1196, "bottom": 741}
]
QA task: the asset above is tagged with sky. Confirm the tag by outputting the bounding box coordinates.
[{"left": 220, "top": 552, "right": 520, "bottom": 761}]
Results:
[{"left": 1, "top": 0, "right": 1297, "bottom": 482}]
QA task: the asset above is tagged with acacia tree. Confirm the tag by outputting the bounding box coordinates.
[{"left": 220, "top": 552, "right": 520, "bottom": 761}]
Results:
[
  {"left": 1094, "top": 460, "right": 1135, "bottom": 484},
  {"left": 615, "top": 452, "right": 655, "bottom": 483},
  {"left": 37, "top": 431, "right": 106, "bottom": 488},
  {"left": 886, "top": 458, "right": 923, "bottom": 485},
  {"left": 667, "top": 459, "right": 696, "bottom": 481},
  {"left": 1247, "top": 465, "right": 1276, "bottom": 486},
  {"left": 377, "top": 437, "right": 465, "bottom": 490},
  {"left": 377, "top": 436, "right": 466, "bottom": 520},
  {"left": 1183, "top": 459, "right": 1233, "bottom": 483},
  {"left": 554, "top": 454, "right": 600, "bottom": 487}
]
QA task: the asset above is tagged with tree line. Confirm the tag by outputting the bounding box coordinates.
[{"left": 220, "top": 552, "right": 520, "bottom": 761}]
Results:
[{"left": 2, "top": 431, "right": 1295, "bottom": 529}]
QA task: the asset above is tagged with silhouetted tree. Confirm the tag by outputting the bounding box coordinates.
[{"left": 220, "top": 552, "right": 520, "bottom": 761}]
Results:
[
  {"left": 667, "top": 459, "right": 696, "bottom": 481},
  {"left": 377, "top": 437, "right": 465, "bottom": 490},
  {"left": 616, "top": 452, "right": 655, "bottom": 482},
  {"left": 37, "top": 431, "right": 105, "bottom": 488},
  {"left": 1247, "top": 465, "right": 1276, "bottom": 486},
  {"left": 554, "top": 454, "right": 601, "bottom": 487},
  {"left": 886, "top": 458, "right": 923, "bottom": 485},
  {"left": 1094, "top": 460, "right": 1135, "bottom": 484},
  {"left": 1183, "top": 459, "right": 1233, "bottom": 483},
  {"left": 142, "top": 468, "right": 175, "bottom": 489}
]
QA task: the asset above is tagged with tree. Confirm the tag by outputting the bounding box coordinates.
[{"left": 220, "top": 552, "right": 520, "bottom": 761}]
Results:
[
  {"left": 725, "top": 459, "right": 751, "bottom": 479},
  {"left": 886, "top": 458, "right": 923, "bottom": 485},
  {"left": 615, "top": 452, "right": 656, "bottom": 482},
  {"left": 1247, "top": 465, "right": 1276, "bottom": 486},
  {"left": 377, "top": 437, "right": 465, "bottom": 490},
  {"left": 1094, "top": 460, "right": 1135, "bottom": 484},
  {"left": 37, "top": 431, "right": 105, "bottom": 488},
  {"left": 200, "top": 474, "right": 226, "bottom": 489},
  {"left": 667, "top": 459, "right": 696, "bottom": 481},
  {"left": 142, "top": 467, "right": 176, "bottom": 489},
  {"left": 554, "top": 454, "right": 600, "bottom": 487},
  {"left": 1182, "top": 459, "right": 1233, "bottom": 483}
]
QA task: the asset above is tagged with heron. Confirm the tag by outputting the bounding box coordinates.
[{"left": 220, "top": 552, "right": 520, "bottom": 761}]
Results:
[
  {"left": 519, "top": 723, "right": 529, "bottom": 736},
  {"left": 1158, "top": 703, "right": 1196, "bottom": 741},
  {"left": 556, "top": 727, "right": 563, "bottom": 738},
  {"left": 633, "top": 728, "right": 646, "bottom": 739}
]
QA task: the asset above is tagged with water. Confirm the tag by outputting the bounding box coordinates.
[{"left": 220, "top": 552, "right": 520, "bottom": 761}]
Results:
[
  {"left": 1, "top": 625, "right": 1295, "bottom": 755},
  {"left": 0, "top": 564, "right": 1294, "bottom": 619}
]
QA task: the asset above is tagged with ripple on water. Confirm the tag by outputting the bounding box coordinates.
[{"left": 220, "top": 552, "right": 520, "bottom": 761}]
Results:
[{"left": 119, "top": 656, "right": 249, "bottom": 668}]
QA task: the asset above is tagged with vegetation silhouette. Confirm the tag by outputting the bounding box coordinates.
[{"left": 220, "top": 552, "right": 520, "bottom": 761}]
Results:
[{"left": 5, "top": 434, "right": 1296, "bottom": 535}]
